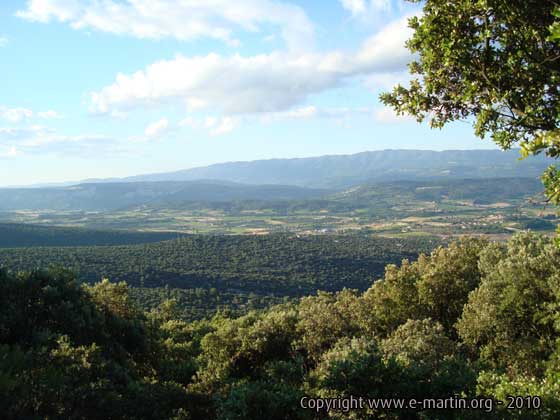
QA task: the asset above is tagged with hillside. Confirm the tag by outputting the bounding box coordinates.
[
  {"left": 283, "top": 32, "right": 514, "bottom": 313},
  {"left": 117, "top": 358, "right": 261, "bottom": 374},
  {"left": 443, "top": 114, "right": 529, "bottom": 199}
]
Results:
[
  {"left": 0, "top": 175, "right": 546, "bottom": 215},
  {"left": 0, "top": 181, "right": 328, "bottom": 211},
  {"left": 84, "top": 149, "right": 554, "bottom": 188},
  {"left": 329, "top": 177, "right": 545, "bottom": 206}
]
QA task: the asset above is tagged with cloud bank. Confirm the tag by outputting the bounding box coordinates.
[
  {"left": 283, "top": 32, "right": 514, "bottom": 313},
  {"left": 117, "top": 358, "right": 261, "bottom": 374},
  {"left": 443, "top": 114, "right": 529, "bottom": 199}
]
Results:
[
  {"left": 0, "top": 106, "right": 62, "bottom": 123},
  {"left": 17, "top": 0, "right": 314, "bottom": 51},
  {"left": 0, "top": 125, "right": 121, "bottom": 157},
  {"left": 89, "top": 15, "right": 414, "bottom": 117}
]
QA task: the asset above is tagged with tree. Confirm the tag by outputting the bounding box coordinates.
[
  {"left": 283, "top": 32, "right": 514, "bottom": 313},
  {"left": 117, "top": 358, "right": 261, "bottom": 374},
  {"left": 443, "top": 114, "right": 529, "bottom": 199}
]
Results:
[
  {"left": 381, "top": 319, "right": 476, "bottom": 402},
  {"left": 416, "top": 238, "right": 486, "bottom": 334},
  {"left": 296, "top": 290, "right": 363, "bottom": 362},
  {"left": 381, "top": 319, "right": 456, "bottom": 374},
  {"left": 381, "top": 1, "right": 560, "bottom": 203},
  {"left": 457, "top": 233, "right": 560, "bottom": 376},
  {"left": 361, "top": 258, "right": 424, "bottom": 338},
  {"left": 0, "top": 269, "right": 193, "bottom": 419},
  {"left": 361, "top": 238, "right": 485, "bottom": 337},
  {"left": 307, "top": 337, "right": 401, "bottom": 419}
]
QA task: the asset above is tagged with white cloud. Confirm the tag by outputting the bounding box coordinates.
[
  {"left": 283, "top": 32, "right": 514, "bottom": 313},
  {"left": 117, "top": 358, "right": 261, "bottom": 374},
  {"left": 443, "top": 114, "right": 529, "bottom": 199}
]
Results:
[
  {"left": 340, "top": 0, "right": 394, "bottom": 17},
  {"left": 37, "top": 110, "right": 63, "bottom": 119},
  {"left": 340, "top": 0, "right": 367, "bottom": 16},
  {"left": 178, "top": 116, "right": 197, "bottom": 128},
  {"left": 89, "top": 15, "right": 415, "bottom": 118},
  {"left": 0, "top": 37, "right": 8, "bottom": 47},
  {"left": 280, "top": 105, "right": 318, "bottom": 120},
  {"left": 0, "top": 106, "right": 33, "bottom": 123},
  {"left": 374, "top": 106, "right": 414, "bottom": 123},
  {"left": 0, "top": 125, "right": 122, "bottom": 156},
  {"left": 144, "top": 118, "right": 169, "bottom": 139},
  {"left": 178, "top": 106, "right": 373, "bottom": 137},
  {"left": 0, "top": 106, "right": 64, "bottom": 123},
  {"left": 204, "top": 117, "right": 218, "bottom": 129},
  {"left": 262, "top": 34, "right": 277, "bottom": 43},
  {"left": 17, "top": 0, "right": 314, "bottom": 51},
  {"left": 370, "top": 0, "right": 393, "bottom": 13},
  {"left": 211, "top": 117, "right": 236, "bottom": 136},
  {"left": 255, "top": 105, "right": 319, "bottom": 123},
  {"left": 354, "top": 15, "right": 414, "bottom": 73},
  {"left": 261, "top": 105, "right": 373, "bottom": 122},
  {"left": 180, "top": 115, "right": 237, "bottom": 136},
  {"left": 364, "top": 70, "right": 412, "bottom": 92}
]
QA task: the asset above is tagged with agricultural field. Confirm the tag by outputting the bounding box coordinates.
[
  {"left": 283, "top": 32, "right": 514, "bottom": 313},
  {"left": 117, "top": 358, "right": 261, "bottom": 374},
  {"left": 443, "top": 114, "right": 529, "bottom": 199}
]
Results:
[{"left": 0, "top": 177, "right": 556, "bottom": 238}]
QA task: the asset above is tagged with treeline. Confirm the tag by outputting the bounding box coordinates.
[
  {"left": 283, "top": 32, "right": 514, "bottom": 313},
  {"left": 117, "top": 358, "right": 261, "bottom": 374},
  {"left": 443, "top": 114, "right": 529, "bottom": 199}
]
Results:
[
  {"left": 0, "top": 223, "right": 186, "bottom": 248},
  {"left": 1, "top": 232, "right": 559, "bottom": 419},
  {"left": 0, "top": 234, "right": 438, "bottom": 297}
]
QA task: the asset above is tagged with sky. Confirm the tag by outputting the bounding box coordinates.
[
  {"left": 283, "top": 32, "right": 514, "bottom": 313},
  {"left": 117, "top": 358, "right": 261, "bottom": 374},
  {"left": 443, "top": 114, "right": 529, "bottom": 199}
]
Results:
[{"left": 0, "top": 0, "right": 496, "bottom": 186}]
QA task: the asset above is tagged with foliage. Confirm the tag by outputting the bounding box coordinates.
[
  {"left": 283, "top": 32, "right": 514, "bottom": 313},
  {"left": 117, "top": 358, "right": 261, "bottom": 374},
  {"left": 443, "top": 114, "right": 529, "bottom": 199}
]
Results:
[
  {"left": 457, "top": 233, "right": 560, "bottom": 375},
  {"left": 0, "top": 234, "right": 436, "bottom": 320},
  {"left": 1, "top": 232, "right": 559, "bottom": 418},
  {"left": 381, "top": 0, "right": 560, "bottom": 204},
  {"left": 361, "top": 237, "right": 486, "bottom": 337},
  {"left": 0, "top": 268, "right": 192, "bottom": 419}
]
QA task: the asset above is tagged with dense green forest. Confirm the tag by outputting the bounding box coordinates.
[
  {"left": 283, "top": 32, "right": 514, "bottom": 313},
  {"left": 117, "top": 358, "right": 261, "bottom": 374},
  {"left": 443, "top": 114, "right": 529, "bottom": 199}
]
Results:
[
  {"left": 2, "top": 232, "right": 559, "bottom": 418},
  {"left": 0, "top": 223, "right": 187, "bottom": 247},
  {"left": 0, "top": 234, "right": 437, "bottom": 320}
]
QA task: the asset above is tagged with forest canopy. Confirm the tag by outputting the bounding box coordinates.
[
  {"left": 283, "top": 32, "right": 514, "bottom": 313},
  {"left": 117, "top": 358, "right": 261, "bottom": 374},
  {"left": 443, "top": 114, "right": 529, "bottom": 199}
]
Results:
[{"left": 1, "top": 233, "right": 559, "bottom": 418}]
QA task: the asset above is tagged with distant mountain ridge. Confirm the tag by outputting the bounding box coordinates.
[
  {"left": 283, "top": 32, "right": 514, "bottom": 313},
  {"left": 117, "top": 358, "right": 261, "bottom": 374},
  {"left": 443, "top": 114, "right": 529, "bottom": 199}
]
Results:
[
  {"left": 82, "top": 149, "right": 554, "bottom": 189},
  {"left": 0, "top": 181, "right": 328, "bottom": 211}
]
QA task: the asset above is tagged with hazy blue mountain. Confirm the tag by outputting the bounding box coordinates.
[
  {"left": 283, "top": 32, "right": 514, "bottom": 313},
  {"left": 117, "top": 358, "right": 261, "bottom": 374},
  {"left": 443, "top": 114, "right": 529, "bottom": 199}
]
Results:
[
  {"left": 0, "top": 181, "right": 328, "bottom": 211},
  {"left": 1, "top": 150, "right": 553, "bottom": 211},
  {"left": 83, "top": 149, "right": 554, "bottom": 188}
]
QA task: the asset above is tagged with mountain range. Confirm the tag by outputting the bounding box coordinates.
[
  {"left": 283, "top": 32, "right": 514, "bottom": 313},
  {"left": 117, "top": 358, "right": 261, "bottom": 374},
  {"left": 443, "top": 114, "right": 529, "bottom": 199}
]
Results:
[
  {"left": 81, "top": 149, "right": 553, "bottom": 189},
  {"left": 0, "top": 149, "right": 554, "bottom": 211}
]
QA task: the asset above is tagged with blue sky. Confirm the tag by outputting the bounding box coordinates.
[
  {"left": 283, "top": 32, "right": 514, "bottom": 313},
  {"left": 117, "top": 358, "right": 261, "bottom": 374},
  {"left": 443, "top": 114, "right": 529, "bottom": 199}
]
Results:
[{"left": 0, "top": 0, "right": 495, "bottom": 186}]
